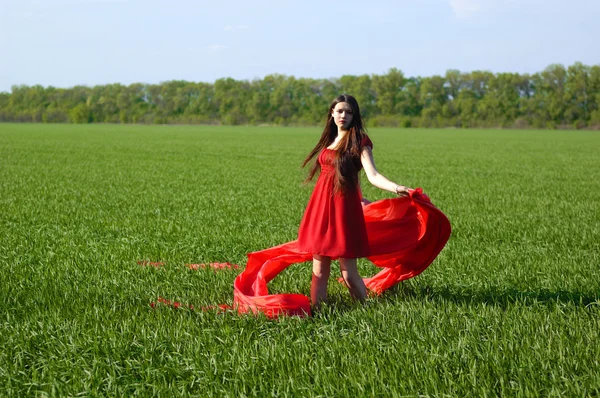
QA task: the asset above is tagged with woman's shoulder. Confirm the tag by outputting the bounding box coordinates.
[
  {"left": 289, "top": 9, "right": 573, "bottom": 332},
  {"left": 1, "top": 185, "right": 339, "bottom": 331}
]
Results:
[{"left": 361, "top": 134, "right": 373, "bottom": 149}]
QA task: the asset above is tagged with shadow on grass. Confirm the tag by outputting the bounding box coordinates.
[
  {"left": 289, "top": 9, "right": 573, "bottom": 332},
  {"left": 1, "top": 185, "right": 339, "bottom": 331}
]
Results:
[
  {"left": 381, "top": 282, "right": 600, "bottom": 309},
  {"left": 274, "top": 278, "right": 599, "bottom": 319},
  {"left": 306, "top": 292, "right": 373, "bottom": 319}
]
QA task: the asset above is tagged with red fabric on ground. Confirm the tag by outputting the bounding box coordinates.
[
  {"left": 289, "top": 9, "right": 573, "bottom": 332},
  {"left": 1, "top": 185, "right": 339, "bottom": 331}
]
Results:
[{"left": 233, "top": 188, "right": 451, "bottom": 318}]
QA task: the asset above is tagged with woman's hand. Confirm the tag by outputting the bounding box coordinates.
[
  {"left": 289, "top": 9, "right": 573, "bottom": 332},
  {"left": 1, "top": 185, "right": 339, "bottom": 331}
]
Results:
[
  {"left": 361, "top": 197, "right": 372, "bottom": 207},
  {"left": 395, "top": 185, "right": 411, "bottom": 198}
]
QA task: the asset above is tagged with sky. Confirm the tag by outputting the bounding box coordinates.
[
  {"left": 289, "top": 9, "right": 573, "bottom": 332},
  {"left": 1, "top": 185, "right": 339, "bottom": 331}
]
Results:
[{"left": 1, "top": 0, "right": 599, "bottom": 92}]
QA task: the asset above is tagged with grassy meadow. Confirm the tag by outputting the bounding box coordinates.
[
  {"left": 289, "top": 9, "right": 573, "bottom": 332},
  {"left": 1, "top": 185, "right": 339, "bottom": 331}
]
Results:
[{"left": 0, "top": 123, "right": 599, "bottom": 396}]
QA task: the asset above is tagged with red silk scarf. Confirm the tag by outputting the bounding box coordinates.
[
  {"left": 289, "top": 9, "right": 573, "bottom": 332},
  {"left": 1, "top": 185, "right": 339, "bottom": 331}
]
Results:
[{"left": 233, "top": 188, "right": 451, "bottom": 318}]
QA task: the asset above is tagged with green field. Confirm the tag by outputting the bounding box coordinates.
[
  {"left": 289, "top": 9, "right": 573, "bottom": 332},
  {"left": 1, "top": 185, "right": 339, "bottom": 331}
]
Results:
[{"left": 1, "top": 124, "right": 599, "bottom": 396}]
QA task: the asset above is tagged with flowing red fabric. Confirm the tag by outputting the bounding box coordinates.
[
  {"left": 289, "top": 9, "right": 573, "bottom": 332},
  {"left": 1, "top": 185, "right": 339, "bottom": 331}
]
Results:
[{"left": 233, "top": 188, "right": 451, "bottom": 318}]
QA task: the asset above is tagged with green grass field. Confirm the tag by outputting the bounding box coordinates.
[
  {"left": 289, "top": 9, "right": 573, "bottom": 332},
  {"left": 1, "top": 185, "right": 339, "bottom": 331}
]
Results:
[{"left": 1, "top": 124, "right": 599, "bottom": 396}]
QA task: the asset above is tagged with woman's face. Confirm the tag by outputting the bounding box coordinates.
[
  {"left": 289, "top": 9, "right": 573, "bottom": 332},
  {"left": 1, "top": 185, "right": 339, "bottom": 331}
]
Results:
[{"left": 331, "top": 102, "right": 354, "bottom": 130}]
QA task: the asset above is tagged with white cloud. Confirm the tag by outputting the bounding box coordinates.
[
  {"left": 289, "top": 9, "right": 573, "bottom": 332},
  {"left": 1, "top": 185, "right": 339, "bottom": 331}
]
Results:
[
  {"left": 448, "top": 0, "right": 481, "bottom": 18},
  {"left": 448, "top": 0, "right": 525, "bottom": 19}
]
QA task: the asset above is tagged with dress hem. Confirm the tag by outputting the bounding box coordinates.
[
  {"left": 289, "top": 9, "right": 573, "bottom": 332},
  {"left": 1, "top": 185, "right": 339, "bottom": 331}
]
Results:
[{"left": 297, "top": 247, "right": 370, "bottom": 260}]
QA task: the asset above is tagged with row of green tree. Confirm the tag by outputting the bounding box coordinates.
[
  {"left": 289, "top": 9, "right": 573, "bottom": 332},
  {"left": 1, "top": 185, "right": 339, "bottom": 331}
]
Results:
[{"left": 1, "top": 63, "right": 599, "bottom": 129}]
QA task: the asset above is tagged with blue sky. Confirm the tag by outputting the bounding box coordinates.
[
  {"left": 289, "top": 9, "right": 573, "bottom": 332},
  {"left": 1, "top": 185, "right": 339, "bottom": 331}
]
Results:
[{"left": 1, "top": 0, "right": 598, "bottom": 92}]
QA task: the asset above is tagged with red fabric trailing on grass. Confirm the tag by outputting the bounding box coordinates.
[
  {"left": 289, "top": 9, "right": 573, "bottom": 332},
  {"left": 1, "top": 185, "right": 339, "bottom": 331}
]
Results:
[
  {"left": 186, "top": 262, "right": 240, "bottom": 270},
  {"left": 233, "top": 188, "right": 451, "bottom": 318},
  {"left": 145, "top": 262, "right": 237, "bottom": 312},
  {"left": 150, "top": 296, "right": 231, "bottom": 312}
]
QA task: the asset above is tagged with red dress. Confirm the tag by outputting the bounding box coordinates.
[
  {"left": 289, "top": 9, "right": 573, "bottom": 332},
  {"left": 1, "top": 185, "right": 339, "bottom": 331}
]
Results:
[{"left": 298, "top": 136, "right": 373, "bottom": 258}]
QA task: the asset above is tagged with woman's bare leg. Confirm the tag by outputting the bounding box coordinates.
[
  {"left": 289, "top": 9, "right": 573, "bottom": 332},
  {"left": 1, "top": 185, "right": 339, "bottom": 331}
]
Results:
[
  {"left": 339, "top": 258, "right": 367, "bottom": 302},
  {"left": 311, "top": 255, "right": 331, "bottom": 308}
]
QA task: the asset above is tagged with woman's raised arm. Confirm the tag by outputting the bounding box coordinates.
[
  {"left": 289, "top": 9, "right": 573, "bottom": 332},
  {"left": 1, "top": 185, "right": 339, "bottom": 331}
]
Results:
[{"left": 360, "top": 146, "right": 411, "bottom": 197}]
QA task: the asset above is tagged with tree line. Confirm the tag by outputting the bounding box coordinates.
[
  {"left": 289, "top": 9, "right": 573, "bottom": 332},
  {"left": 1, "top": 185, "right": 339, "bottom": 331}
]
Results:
[{"left": 1, "top": 62, "right": 599, "bottom": 129}]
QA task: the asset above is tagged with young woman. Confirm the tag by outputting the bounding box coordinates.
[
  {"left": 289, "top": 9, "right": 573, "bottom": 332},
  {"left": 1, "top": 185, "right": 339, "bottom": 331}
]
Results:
[{"left": 298, "top": 94, "right": 411, "bottom": 308}]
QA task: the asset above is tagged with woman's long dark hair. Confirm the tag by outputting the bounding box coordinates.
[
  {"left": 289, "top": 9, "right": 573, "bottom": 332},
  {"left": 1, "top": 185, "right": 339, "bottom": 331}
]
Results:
[{"left": 302, "top": 94, "right": 368, "bottom": 194}]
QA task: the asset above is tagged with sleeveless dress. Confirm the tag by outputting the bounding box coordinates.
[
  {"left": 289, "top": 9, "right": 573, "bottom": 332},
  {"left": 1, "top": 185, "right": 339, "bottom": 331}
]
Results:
[{"left": 297, "top": 136, "right": 373, "bottom": 259}]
